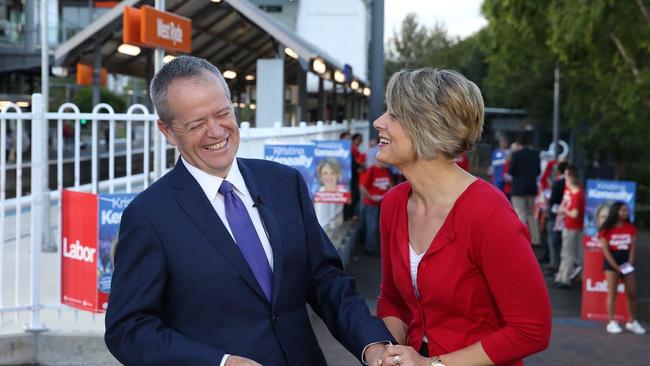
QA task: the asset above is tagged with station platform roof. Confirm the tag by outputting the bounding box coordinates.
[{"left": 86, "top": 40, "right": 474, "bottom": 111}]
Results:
[{"left": 54, "top": 0, "right": 366, "bottom": 86}]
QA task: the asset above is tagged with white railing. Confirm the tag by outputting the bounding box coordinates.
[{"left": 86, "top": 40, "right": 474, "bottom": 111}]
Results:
[{"left": 0, "top": 93, "right": 369, "bottom": 333}]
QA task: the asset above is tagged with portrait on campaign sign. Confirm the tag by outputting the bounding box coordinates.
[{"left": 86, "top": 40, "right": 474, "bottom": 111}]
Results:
[
  {"left": 264, "top": 144, "right": 317, "bottom": 197},
  {"left": 584, "top": 180, "right": 636, "bottom": 237},
  {"left": 312, "top": 140, "right": 352, "bottom": 204}
]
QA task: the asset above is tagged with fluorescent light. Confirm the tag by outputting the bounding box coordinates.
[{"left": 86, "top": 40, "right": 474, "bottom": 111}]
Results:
[
  {"left": 363, "top": 87, "right": 371, "bottom": 96},
  {"left": 245, "top": 74, "right": 255, "bottom": 81},
  {"left": 163, "top": 55, "right": 176, "bottom": 63},
  {"left": 223, "top": 70, "right": 237, "bottom": 79},
  {"left": 127, "top": 90, "right": 134, "bottom": 95},
  {"left": 210, "top": 0, "right": 222, "bottom": 3},
  {"left": 334, "top": 70, "right": 345, "bottom": 83},
  {"left": 312, "top": 58, "right": 326, "bottom": 75},
  {"left": 250, "top": 103, "right": 256, "bottom": 110},
  {"left": 52, "top": 66, "right": 68, "bottom": 77},
  {"left": 350, "top": 80, "right": 359, "bottom": 90},
  {"left": 238, "top": 102, "right": 246, "bottom": 108},
  {"left": 118, "top": 44, "right": 141, "bottom": 56},
  {"left": 17, "top": 102, "right": 30, "bottom": 108},
  {"left": 284, "top": 47, "right": 298, "bottom": 59}
]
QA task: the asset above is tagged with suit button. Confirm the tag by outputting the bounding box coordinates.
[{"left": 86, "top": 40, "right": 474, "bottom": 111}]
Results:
[{"left": 272, "top": 313, "right": 279, "bottom": 322}]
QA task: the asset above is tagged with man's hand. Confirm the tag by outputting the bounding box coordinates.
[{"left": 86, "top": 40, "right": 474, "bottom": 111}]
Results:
[
  {"left": 225, "top": 355, "right": 262, "bottom": 366},
  {"left": 364, "top": 343, "right": 388, "bottom": 366}
]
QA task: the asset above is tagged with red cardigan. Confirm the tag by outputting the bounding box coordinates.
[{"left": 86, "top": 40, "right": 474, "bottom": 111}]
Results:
[{"left": 377, "top": 179, "right": 551, "bottom": 365}]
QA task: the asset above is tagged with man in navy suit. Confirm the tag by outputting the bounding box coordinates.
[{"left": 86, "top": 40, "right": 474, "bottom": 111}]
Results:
[{"left": 104, "top": 56, "right": 392, "bottom": 366}]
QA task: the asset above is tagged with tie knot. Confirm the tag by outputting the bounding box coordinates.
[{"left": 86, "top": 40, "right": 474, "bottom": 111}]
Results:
[{"left": 218, "top": 180, "right": 234, "bottom": 195}]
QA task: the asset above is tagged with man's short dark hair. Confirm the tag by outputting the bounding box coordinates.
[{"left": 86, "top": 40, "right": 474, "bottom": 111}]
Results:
[
  {"left": 557, "top": 161, "right": 569, "bottom": 174},
  {"left": 516, "top": 131, "right": 530, "bottom": 146},
  {"left": 565, "top": 164, "right": 579, "bottom": 183},
  {"left": 150, "top": 55, "right": 231, "bottom": 125}
]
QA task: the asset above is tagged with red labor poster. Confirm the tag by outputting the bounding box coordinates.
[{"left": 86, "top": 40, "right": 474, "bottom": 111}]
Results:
[
  {"left": 581, "top": 237, "right": 629, "bottom": 321},
  {"left": 61, "top": 190, "right": 99, "bottom": 312}
]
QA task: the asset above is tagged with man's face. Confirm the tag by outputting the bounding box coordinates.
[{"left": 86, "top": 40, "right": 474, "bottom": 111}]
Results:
[{"left": 158, "top": 71, "right": 239, "bottom": 178}]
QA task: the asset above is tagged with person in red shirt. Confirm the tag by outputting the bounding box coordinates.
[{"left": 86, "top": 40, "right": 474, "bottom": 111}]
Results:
[
  {"left": 359, "top": 160, "right": 393, "bottom": 256},
  {"left": 373, "top": 68, "right": 551, "bottom": 366},
  {"left": 599, "top": 202, "right": 646, "bottom": 335},
  {"left": 554, "top": 165, "right": 585, "bottom": 288}
]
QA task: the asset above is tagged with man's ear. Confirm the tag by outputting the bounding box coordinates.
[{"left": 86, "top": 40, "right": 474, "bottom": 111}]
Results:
[{"left": 157, "top": 120, "right": 177, "bottom": 146}]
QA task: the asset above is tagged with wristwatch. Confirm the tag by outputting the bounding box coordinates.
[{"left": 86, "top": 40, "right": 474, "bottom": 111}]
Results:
[{"left": 430, "top": 356, "right": 446, "bottom": 366}]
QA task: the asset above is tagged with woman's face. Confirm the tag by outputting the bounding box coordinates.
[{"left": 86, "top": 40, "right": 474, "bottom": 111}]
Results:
[
  {"left": 596, "top": 207, "right": 609, "bottom": 227},
  {"left": 618, "top": 205, "right": 629, "bottom": 221},
  {"left": 372, "top": 110, "right": 415, "bottom": 167},
  {"left": 320, "top": 164, "right": 338, "bottom": 190}
]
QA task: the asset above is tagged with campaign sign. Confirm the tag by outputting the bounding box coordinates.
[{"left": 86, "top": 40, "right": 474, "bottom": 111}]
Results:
[
  {"left": 581, "top": 179, "right": 636, "bottom": 321},
  {"left": 62, "top": 190, "right": 136, "bottom": 312},
  {"left": 264, "top": 144, "right": 316, "bottom": 197},
  {"left": 312, "top": 140, "right": 351, "bottom": 204}
]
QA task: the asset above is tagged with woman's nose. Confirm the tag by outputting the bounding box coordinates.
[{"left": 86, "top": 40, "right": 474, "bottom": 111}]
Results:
[{"left": 372, "top": 114, "right": 384, "bottom": 130}]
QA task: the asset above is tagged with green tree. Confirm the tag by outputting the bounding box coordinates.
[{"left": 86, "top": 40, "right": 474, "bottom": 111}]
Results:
[
  {"left": 385, "top": 13, "right": 486, "bottom": 87},
  {"left": 481, "top": 0, "right": 555, "bottom": 121},
  {"left": 546, "top": 0, "right": 650, "bottom": 179}
]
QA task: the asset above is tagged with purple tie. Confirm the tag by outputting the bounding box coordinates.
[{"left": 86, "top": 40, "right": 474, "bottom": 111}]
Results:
[{"left": 219, "top": 180, "right": 272, "bottom": 301}]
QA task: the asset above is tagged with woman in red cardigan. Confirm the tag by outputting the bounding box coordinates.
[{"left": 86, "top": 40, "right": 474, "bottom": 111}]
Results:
[{"left": 374, "top": 69, "right": 551, "bottom": 366}]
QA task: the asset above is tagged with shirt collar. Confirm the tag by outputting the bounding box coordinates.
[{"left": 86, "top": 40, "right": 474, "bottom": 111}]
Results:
[{"left": 181, "top": 157, "right": 249, "bottom": 201}]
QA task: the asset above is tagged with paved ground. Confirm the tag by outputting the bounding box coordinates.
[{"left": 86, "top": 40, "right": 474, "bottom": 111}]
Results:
[{"left": 314, "top": 230, "right": 650, "bottom": 365}]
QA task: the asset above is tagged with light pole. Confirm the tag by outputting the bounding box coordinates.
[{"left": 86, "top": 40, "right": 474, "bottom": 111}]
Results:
[
  {"left": 552, "top": 62, "right": 560, "bottom": 159},
  {"left": 368, "top": 0, "right": 384, "bottom": 140}
]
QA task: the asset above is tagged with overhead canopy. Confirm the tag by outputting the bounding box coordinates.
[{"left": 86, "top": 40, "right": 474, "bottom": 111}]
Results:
[{"left": 53, "top": 0, "right": 367, "bottom": 87}]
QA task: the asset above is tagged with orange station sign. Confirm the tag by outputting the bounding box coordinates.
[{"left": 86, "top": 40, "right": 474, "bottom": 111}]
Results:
[
  {"left": 123, "top": 5, "right": 192, "bottom": 53},
  {"left": 77, "top": 63, "right": 107, "bottom": 87}
]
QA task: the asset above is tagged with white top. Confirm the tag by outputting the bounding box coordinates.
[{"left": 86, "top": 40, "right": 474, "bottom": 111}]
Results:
[
  {"left": 409, "top": 244, "right": 425, "bottom": 298},
  {"left": 409, "top": 244, "right": 428, "bottom": 343},
  {"left": 182, "top": 157, "right": 273, "bottom": 366}
]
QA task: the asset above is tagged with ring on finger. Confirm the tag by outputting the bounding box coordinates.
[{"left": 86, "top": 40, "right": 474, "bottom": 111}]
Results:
[{"left": 393, "top": 355, "right": 402, "bottom": 365}]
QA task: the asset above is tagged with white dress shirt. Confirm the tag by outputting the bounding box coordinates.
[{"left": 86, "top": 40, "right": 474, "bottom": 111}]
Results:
[{"left": 181, "top": 157, "right": 273, "bottom": 366}]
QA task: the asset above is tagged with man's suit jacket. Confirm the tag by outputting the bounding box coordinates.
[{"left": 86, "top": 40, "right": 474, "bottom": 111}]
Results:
[
  {"left": 508, "top": 147, "right": 540, "bottom": 196},
  {"left": 105, "top": 158, "right": 392, "bottom": 366}
]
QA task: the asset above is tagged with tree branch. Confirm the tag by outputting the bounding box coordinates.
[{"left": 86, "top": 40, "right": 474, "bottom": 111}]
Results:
[
  {"left": 635, "top": 0, "right": 650, "bottom": 27},
  {"left": 609, "top": 32, "right": 641, "bottom": 81}
]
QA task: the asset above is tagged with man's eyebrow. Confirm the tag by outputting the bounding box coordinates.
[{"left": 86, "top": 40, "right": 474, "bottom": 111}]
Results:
[{"left": 215, "top": 107, "right": 231, "bottom": 114}]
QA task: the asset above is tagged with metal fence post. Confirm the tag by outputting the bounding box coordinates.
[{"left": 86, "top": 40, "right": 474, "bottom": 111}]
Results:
[{"left": 28, "top": 93, "right": 47, "bottom": 333}]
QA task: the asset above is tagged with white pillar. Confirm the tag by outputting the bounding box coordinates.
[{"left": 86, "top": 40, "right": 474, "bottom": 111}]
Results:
[{"left": 255, "top": 59, "right": 285, "bottom": 128}]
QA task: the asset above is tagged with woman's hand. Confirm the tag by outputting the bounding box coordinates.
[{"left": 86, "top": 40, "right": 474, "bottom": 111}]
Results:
[{"left": 378, "top": 345, "right": 430, "bottom": 366}]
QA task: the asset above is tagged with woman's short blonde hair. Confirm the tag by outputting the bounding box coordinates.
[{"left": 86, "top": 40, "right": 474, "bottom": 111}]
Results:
[{"left": 385, "top": 68, "right": 484, "bottom": 160}]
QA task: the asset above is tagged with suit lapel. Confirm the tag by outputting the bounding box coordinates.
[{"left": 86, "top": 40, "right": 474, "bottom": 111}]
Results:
[
  {"left": 238, "top": 158, "right": 285, "bottom": 306},
  {"left": 169, "top": 160, "right": 269, "bottom": 303}
]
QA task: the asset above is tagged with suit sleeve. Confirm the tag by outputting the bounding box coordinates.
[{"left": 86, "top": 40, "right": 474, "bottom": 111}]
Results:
[
  {"left": 474, "top": 207, "right": 552, "bottom": 364},
  {"left": 105, "top": 203, "right": 225, "bottom": 366},
  {"left": 294, "top": 170, "right": 394, "bottom": 360}
]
